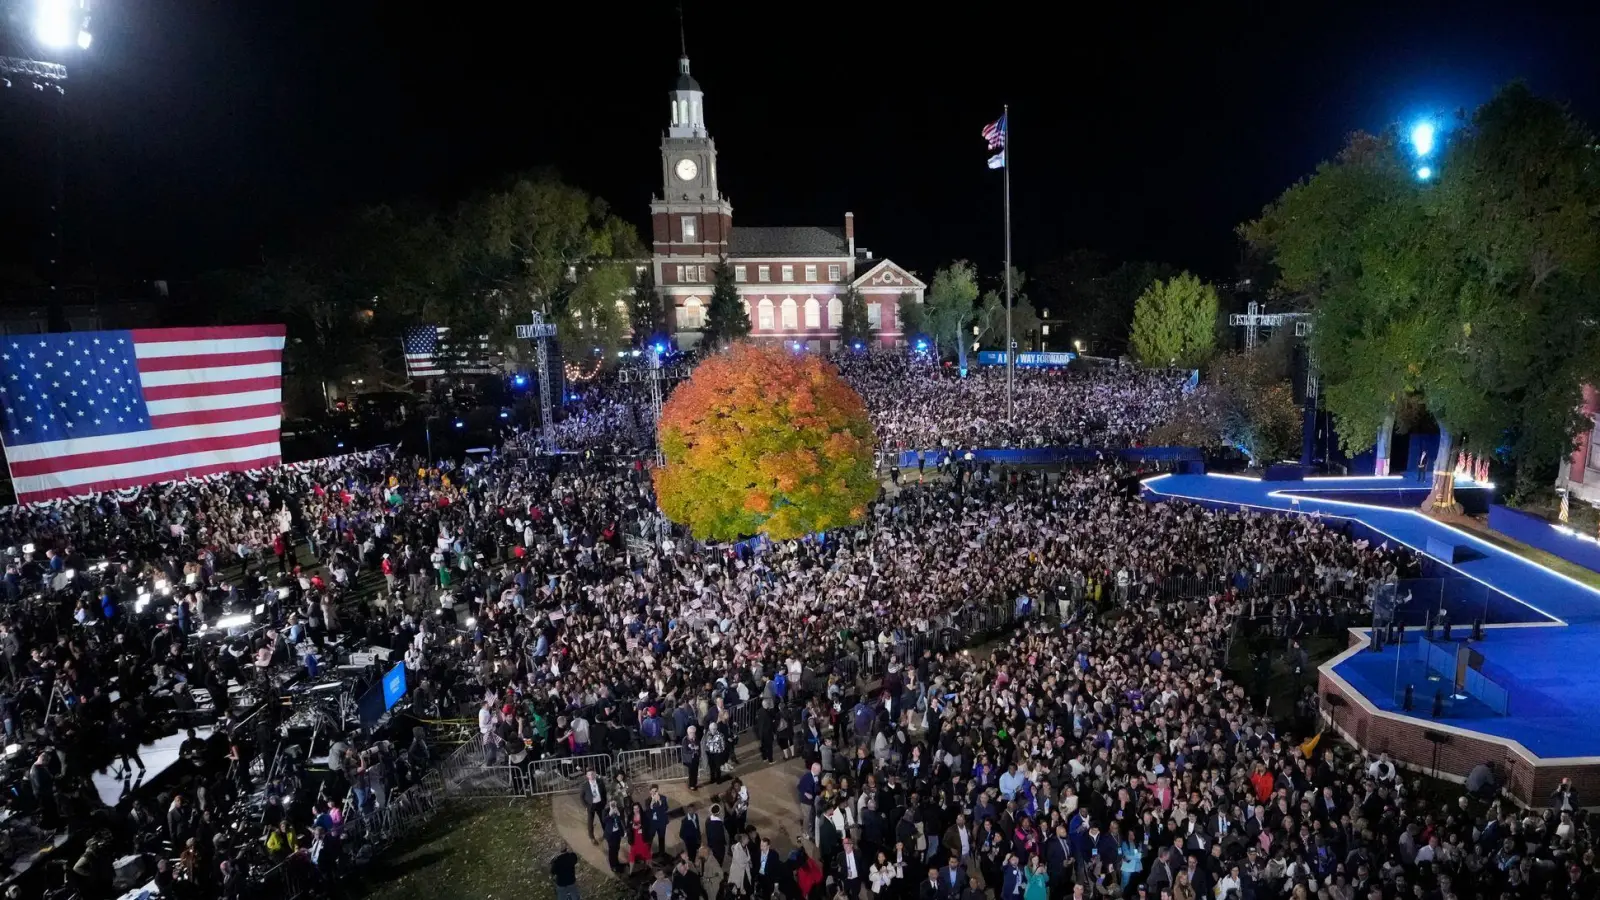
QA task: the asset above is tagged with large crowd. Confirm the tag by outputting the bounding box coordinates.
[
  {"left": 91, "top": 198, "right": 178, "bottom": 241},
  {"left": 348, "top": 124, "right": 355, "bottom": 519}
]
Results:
[
  {"left": 0, "top": 350, "right": 1584, "bottom": 900},
  {"left": 832, "top": 353, "right": 1189, "bottom": 451}
]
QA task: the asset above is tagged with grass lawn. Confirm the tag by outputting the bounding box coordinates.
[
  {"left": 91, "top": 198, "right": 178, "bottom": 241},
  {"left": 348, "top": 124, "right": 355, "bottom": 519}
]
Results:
[{"left": 348, "top": 801, "right": 629, "bottom": 900}]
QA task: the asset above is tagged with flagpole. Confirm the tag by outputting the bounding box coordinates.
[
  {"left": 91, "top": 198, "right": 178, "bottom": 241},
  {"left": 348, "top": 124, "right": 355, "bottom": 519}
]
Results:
[{"left": 1003, "top": 103, "right": 1013, "bottom": 423}]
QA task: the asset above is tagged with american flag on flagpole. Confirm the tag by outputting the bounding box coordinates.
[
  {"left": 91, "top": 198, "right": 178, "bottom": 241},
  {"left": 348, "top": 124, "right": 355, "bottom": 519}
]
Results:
[
  {"left": 0, "top": 325, "right": 286, "bottom": 505},
  {"left": 403, "top": 325, "right": 494, "bottom": 378},
  {"left": 982, "top": 114, "right": 1007, "bottom": 150}
]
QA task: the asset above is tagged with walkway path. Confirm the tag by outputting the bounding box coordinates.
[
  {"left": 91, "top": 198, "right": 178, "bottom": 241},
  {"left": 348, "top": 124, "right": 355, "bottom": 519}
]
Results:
[{"left": 551, "top": 755, "right": 806, "bottom": 880}]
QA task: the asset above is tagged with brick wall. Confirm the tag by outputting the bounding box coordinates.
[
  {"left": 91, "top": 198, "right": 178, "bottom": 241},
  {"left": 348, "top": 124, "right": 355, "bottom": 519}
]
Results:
[{"left": 1319, "top": 668, "right": 1600, "bottom": 807}]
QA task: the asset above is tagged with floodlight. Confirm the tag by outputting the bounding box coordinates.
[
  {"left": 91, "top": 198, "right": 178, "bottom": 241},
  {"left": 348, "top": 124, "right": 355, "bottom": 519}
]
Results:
[
  {"left": 35, "top": 0, "right": 75, "bottom": 50},
  {"left": 1416, "top": 166, "right": 1432, "bottom": 181},
  {"left": 1410, "top": 121, "right": 1436, "bottom": 157}
]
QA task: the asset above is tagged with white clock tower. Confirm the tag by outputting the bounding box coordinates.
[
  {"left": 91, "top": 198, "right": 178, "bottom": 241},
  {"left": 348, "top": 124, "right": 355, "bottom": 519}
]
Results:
[{"left": 652, "top": 50, "right": 732, "bottom": 276}]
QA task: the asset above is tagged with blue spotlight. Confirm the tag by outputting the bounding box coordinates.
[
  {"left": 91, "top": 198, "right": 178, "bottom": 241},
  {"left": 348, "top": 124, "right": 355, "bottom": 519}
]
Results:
[
  {"left": 512, "top": 374, "right": 528, "bottom": 388},
  {"left": 653, "top": 342, "right": 666, "bottom": 354},
  {"left": 1416, "top": 166, "right": 1433, "bottom": 181},
  {"left": 1410, "top": 122, "right": 1436, "bottom": 157},
  {"left": 499, "top": 410, "right": 509, "bottom": 419},
  {"left": 915, "top": 339, "right": 928, "bottom": 351},
  {"left": 453, "top": 420, "right": 465, "bottom": 429}
]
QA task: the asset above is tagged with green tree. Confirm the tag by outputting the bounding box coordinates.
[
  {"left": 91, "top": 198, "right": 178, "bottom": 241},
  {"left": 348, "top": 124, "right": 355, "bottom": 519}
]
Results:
[
  {"left": 1148, "top": 349, "right": 1302, "bottom": 464},
  {"left": 562, "top": 263, "right": 633, "bottom": 362},
  {"left": 974, "top": 266, "right": 1040, "bottom": 350},
  {"left": 1128, "top": 272, "right": 1219, "bottom": 368},
  {"left": 448, "top": 172, "right": 643, "bottom": 363},
  {"left": 895, "top": 290, "right": 926, "bottom": 340},
  {"left": 701, "top": 262, "right": 751, "bottom": 348},
  {"left": 835, "top": 286, "right": 876, "bottom": 347},
  {"left": 1241, "top": 84, "right": 1600, "bottom": 494},
  {"left": 628, "top": 267, "right": 668, "bottom": 348},
  {"left": 924, "top": 261, "right": 981, "bottom": 370}
]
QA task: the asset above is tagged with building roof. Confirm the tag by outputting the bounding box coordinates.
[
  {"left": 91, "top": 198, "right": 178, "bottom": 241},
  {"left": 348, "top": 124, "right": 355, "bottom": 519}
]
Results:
[{"left": 728, "top": 226, "right": 848, "bottom": 258}]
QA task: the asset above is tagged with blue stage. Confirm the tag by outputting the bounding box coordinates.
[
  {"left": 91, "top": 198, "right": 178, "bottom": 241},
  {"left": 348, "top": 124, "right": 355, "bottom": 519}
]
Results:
[{"left": 1142, "top": 472, "right": 1600, "bottom": 759}]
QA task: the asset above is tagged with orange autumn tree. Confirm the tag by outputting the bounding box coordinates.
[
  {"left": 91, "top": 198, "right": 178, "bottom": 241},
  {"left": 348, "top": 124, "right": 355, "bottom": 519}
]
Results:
[{"left": 654, "top": 343, "right": 878, "bottom": 542}]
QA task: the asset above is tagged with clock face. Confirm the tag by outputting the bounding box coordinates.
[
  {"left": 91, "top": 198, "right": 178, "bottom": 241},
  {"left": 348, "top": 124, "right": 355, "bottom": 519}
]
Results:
[{"left": 675, "top": 158, "right": 698, "bottom": 181}]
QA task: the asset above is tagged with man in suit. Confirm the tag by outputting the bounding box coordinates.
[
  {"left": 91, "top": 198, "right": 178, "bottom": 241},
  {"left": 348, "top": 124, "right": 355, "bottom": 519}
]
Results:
[
  {"left": 1000, "top": 853, "right": 1026, "bottom": 900},
  {"left": 680, "top": 803, "right": 702, "bottom": 861},
  {"left": 939, "top": 855, "right": 968, "bottom": 900},
  {"left": 648, "top": 784, "right": 672, "bottom": 857},
  {"left": 835, "top": 836, "right": 866, "bottom": 900},
  {"left": 755, "top": 837, "right": 785, "bottom": 898},
  {"left": 918, "top": 867, "right": 944, "bottom": 900},
  {"left": 797, "top": 762, "right": 822, "bottom": 844},
  {"left": 1045, "top": 823, "right": 1073, "bottom": 892},
  {"left": 581, "top": 769, "right": 607, "bottom": 843},
  {"left": 706, "top": 804, "right": 727, "bottom": 866}
]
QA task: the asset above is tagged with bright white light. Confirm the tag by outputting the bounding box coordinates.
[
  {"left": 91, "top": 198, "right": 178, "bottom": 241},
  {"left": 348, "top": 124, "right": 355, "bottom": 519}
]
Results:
[
  {"left": 154, "top": 578, "right": 169, "bottom": 592},
  {"left": 76, "top": 29, "right": 91, "bottom": 50},
  {"left": 465, "top": 617, "right": 477, "bottom": 629},
  {"left": 1410, "top": 122, "right": 1436, "bottom": 157},
  {"left": 22, "top": 544, "right": 35, "bottom": 554},
  {"left": 215, "top": 614, "right": 253, "bottom": 629},
  {"left": 35, "top": 0, "right": 75, "bottom": 50},
  {"left": 1416, "top": 166, "right": 1433, "bottom": 181},
  {"left": 277, "top": 587, "right": 291, "bottom": 599}
]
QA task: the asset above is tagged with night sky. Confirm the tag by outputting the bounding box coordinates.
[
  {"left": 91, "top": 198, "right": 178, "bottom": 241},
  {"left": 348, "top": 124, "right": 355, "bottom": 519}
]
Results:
[{"left": 1, "top": 0, "right": 1597, "bottom": 284}]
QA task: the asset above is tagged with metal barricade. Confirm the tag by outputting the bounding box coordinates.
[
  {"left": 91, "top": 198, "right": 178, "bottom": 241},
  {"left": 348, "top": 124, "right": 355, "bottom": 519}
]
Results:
[
  {"left": 615, "top": 746, "right": 689, "bottom": 784},
  {"left": 524, "top": 752, "right": 613, "bottom": 797}
]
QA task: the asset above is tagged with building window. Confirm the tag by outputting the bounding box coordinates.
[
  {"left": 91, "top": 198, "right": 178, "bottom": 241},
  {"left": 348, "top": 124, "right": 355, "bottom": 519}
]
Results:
[
  {"left": 804, "top": 297, "right": 821, "bottom": 329},
  {"left": 635, "top": 265, "right": 647, "bottom": 277},
  {"left": 1041, "top": 324, "right": 1051, "bottom": 336},
  {"left": 867, "top": 303, "right": 882, "bottom": 330},
  {"left": 734, "top": 265, "right": 746, "bottom": 283},
  {"left": 804, "top": 264, "right": 817, "bottom": 282},
  {"left": 679, "top": 298, "right": 705, "bottom": 330},
  {"left": 781, "top": 298, "right": 798, "bottom": 329},
  {"left": 828, "top": 296, "right": 843, "bottom": 327},
  {"left": 681, "top": 216, "right": 696, "bottom": 240},
  {"left": 828, "top": 264, "right": 841, "bottom": 281},
  {"left": 781, "top": 265, "right": 794, "bottom": 283},
  {"left": 757, "top": 298, "right": 775, "bottom": 331},
  {"left": 807, "top": 339, "right": 821, "bottom": 353},
  {"left": 675, "top": 265, "right": 684, "bottom": 282},
  {"left": 758, "top": 266, "right": 770, "bottom": 283}
]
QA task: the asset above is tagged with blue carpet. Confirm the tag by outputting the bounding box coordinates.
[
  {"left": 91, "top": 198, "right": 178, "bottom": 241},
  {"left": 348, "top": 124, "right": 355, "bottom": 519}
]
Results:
[{"left": 1142, "top": 473, "right": 1600, "bottom": 758}]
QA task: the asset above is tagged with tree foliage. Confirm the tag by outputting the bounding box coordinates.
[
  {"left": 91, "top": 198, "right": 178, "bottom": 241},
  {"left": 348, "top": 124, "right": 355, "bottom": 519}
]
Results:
[
  {"left": 628, "top": 267, "right": 668, "bottom": 348},
  {"left": 1241, "top": 84, "right": 1600, "bottom": 492},
  {"left": 895, "top": 290, "right": 926, "bottom": 340},
  {"left": 924, "top": 261, "right": 981, "bottom": 370},
  {"left": 1128, "top": 272, "right": 1219, "bottom": 367},
  {"left": 1149, "top": 349, "right": 1302, "bottom": 464},
  {"left": 199, "top": 173, "right": 643, "bottom": 407},
  {"left": 975, "top": 267, "right": 1040, "bottom": 351},
  {"left": 654, "top": 343, "right": 878, "bottom": 541},
  {"left": 835, "top": 286, "right": 876, "bottom": 347},
  {"left": 701, "top": 263, "right": 751, "bottom": 349}
]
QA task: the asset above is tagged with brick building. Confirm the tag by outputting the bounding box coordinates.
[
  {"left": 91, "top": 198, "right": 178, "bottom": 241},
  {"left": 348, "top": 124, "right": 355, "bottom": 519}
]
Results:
[{"left": 649, "top": 53, "right": 924, "bottom": 350}]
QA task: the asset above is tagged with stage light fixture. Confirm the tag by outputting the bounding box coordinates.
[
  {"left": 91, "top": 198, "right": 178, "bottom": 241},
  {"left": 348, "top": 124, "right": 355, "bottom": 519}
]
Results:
[
  {"left": 215, "top": 614, "right": 252, "bottom": 629},
  {"left": 1410, "top": 121, "right": 1436, "bottom": 157},
  {"left": 34, "top": 0, "right": 75, "bottom": 50}
]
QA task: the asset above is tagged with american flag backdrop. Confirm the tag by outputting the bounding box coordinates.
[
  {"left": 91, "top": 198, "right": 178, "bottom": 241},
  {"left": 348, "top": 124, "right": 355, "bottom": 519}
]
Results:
[
  {"left": 403, "top": 325, "right": 494, "bottom": 378},
  {"left": 0, "top": 325, "right": 286, "bottom": 504}
]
